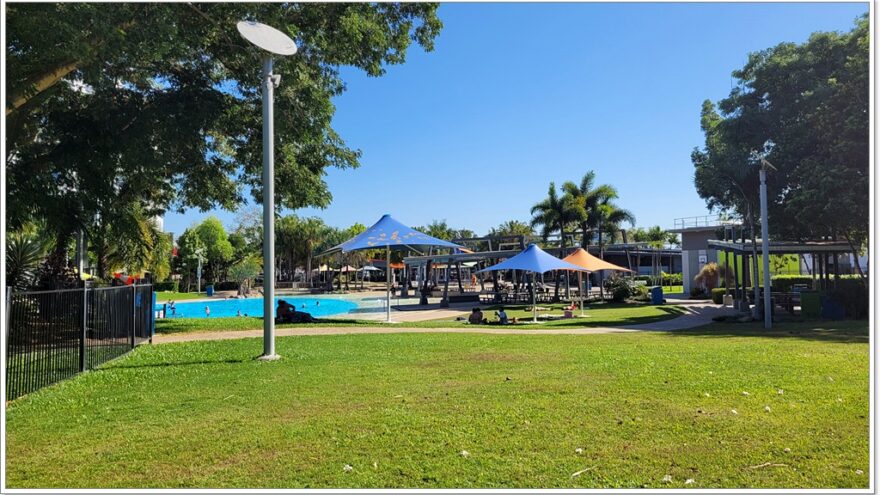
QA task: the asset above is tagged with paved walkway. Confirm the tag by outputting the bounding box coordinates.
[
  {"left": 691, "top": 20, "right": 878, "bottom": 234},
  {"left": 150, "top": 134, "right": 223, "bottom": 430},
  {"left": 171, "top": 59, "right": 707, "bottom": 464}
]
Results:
[{"left": 153, "top": 302, "right": 737, "bottom": 344}]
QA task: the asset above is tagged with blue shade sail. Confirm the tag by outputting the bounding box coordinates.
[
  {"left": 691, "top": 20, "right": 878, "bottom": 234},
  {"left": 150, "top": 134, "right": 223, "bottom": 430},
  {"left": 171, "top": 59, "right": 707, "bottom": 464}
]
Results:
[
  {"left": 478, "top": 244, "right": 589, "bottom": 274},
  {"left": 333, "top": 214, "right": 462, "bottom": 252}
]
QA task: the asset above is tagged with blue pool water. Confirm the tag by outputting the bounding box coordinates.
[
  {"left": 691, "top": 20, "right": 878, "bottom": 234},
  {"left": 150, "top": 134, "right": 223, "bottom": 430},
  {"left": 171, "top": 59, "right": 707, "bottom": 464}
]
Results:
[{"left": 160, "top": 297, "right": 358, "bottom": 319}]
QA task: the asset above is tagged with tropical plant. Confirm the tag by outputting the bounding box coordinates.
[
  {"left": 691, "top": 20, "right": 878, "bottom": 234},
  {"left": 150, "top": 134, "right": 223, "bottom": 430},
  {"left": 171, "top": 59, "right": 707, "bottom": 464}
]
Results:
[
  {"left": 6, "top": 230, "right": 47, "bottom": 290},
  {"left": 228, "top": 255, "right": 262, "bottom": 296},
  {"left": 531, "top": 182, "right": 584, "bottom": 299}
]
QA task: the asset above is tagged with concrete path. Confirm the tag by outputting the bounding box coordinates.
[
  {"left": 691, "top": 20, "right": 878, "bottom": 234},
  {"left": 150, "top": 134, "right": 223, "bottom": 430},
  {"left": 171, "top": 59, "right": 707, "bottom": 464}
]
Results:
[{"left": 153, "top": 302, "right": 737, "bottom": 344}]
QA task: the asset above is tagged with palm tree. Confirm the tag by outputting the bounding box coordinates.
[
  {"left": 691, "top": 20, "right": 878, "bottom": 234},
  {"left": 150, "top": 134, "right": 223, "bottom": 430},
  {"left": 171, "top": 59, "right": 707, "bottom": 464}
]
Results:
[
  {"left": 6, "top": 229, "right": 47, "bottom": 290},
  {"left": 531, "top": 182, "right": 585, "bottom": 299},
  {"left": 276, "top": 215, "right": 301, "bottom": 282},
  {"left": 561, "top": 171, "right": 619, "bottom": 248},
  {"left": 297, "top": 217, "right": 326, "bottom": 284}
]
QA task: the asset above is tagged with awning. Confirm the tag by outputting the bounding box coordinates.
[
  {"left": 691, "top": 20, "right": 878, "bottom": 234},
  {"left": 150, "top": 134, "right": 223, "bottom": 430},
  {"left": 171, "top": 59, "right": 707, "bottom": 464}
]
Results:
[{"left": 562, "top": 248, "right": 632, "bottom": 272}]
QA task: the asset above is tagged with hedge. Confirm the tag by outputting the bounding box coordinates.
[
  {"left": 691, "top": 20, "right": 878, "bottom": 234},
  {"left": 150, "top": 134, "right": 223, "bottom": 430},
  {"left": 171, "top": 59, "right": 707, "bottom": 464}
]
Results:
[
  {"left": 711, "top": 288, "right": 726, "bottom": 304},
  {"left": 770, "top": 274, "right": 862, "bottom": 292}
]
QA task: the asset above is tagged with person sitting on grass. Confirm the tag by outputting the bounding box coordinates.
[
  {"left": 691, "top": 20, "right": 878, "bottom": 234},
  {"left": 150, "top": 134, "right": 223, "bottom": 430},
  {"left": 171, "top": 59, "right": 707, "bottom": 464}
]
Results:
[
  {"left": 468, "top": 307, "right": 486, "bottom": 325},
  {"left": 276, "top": 300, "right": 317, "bottom": 324},
  {"left": 492, "top": 307, "right": 509, "bottom": 325}
]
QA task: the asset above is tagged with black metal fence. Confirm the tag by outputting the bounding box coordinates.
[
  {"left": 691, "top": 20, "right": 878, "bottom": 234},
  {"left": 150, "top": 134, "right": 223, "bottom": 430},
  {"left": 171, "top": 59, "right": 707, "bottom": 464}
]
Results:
[{"left": 5, "top": 283, "right": 154, "bottom": 400}]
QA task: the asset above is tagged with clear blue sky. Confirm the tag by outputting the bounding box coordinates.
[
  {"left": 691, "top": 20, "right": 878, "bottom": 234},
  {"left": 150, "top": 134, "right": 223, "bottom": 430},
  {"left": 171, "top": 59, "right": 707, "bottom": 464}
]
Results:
[{"left": 164, "top": 2, "right": 868, "bottom": 238}]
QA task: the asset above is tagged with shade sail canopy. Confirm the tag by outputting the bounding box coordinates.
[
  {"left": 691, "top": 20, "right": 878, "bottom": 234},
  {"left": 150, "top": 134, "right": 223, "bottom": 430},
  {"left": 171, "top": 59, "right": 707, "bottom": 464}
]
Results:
[
  {"left": 359, "top": 266, "right": 382, "bottom": 272},
  {"left": 478, "top": 244, "right": 588, "bottom": 274},
  {"left": 337, "top": 265, "right": 358, "bottom": 272},
  {"left": 332, "top": 214, "right": 462, "bottom": 253},
  {"left": 562, "top": 248, "right": 633, "bottom": 272}
]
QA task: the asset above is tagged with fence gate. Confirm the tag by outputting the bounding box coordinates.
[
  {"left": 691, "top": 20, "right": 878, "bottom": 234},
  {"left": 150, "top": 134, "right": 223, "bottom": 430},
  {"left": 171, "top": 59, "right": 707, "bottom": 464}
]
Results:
[{"left": 5, "top": 283, "right": 154, "bottom": 401}]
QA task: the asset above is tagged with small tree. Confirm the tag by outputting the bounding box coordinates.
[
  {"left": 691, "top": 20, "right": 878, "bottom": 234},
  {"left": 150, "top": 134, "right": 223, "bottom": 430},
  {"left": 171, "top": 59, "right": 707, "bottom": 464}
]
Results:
[{"left": 228, "top": 256, "right": 262, "bottom": 296}]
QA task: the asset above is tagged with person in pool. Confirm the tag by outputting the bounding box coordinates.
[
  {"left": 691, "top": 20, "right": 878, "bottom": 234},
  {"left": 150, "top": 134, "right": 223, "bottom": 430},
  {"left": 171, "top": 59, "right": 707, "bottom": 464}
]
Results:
[{"left": 205, "top": 306, "right": 211, "bottom": 318}]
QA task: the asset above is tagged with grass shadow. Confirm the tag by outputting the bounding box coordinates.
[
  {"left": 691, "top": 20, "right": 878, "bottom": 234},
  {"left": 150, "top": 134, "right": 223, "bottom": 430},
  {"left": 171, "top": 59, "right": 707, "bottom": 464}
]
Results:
[{"left": 666, "top": 319, "right": 868, "bottom": 343}]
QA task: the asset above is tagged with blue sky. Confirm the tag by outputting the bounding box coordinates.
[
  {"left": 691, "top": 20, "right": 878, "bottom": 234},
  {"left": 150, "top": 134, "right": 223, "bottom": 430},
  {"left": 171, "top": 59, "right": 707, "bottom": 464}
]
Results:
[{"left": 164, "top": 2, "right": 868, "bottom": 237}]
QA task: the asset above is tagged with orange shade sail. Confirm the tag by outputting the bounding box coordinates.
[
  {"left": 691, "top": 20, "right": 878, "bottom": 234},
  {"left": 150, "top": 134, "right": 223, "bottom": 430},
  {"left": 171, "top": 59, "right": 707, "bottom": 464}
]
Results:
[{"left": 562, "top": 248, "right": 633, "bottom": 272}]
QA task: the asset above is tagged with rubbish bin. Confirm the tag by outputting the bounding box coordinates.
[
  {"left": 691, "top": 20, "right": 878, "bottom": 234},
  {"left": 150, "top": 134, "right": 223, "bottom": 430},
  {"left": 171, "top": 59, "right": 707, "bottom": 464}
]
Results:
[
  {"left": 800, "top": 291, "right": 820, "bottom": 318},
  {"left": 206, "top": 284, "right": 214, "bottom": 297},
  {"left": 650, "top": 286, "right": 664, "bottom": 305}
]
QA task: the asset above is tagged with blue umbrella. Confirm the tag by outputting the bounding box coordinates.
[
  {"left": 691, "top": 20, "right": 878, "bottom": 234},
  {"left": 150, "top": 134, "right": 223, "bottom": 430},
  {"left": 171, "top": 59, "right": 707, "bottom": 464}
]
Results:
[
  {"left": 332, "top": 214, "right": 462, "bottom": 322},
  {"left": 479, "top": 244, "right": 588, "bottom": 322}
]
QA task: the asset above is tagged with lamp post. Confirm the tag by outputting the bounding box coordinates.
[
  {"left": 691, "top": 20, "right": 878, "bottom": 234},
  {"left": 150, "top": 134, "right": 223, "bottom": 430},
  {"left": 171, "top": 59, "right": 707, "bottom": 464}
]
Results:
[
  {"left": 759, "top": 158, "right": 776, "bottom": 329},
  {"left": 237, "top": 21, "right": 298, "bottom": 360}
]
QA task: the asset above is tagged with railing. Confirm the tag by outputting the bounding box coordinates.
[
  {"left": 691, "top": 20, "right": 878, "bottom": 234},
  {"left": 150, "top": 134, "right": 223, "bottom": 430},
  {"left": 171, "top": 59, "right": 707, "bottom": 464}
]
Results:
[
  {"left": 673, "top": 214, "right": 742, "bottom": 230},
  {"left": 5, "top": 283, "right": 154, "bottom": 401}
]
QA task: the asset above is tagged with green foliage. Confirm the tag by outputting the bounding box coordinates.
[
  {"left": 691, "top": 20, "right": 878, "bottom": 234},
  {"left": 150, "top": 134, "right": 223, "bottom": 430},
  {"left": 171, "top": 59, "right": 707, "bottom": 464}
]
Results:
[
  {"left": 194, "top": 217, "right": 233, "bottom": 283},
  {"left": 488, "top": 220, "right": 533, "bottom": 238},
  {"left": 825, "top": 281, "right": 868, "bottom": 320},
  {"left": 711, "top": 288, "right": 727, "bottom": 305},
  {"left": 630, "top": 226, "right": 679, "bottom": 248},
  {"left": 6, "top": 3, "right": 442, "bottom": 275},
  {"left": 227, "top": 255, "right": 262, "bottom": 294},
  {"left": 561, "top": 171, "right": 635, "bottom": 249},
  {"left": 692, "top": 15, "right": 868, "bottom": 254},
  {"left": 603, "top": 276, "right": 634, "bottom": 303},
  {"left": 6, "top": 230, "right": 48, "bottom": 290}
]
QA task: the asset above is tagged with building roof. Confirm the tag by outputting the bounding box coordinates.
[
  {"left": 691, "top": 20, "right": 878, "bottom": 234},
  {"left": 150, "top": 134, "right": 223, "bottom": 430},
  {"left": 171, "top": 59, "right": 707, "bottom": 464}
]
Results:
[{"left": 707, "top": 239, "right": 852, "bottom": 254}]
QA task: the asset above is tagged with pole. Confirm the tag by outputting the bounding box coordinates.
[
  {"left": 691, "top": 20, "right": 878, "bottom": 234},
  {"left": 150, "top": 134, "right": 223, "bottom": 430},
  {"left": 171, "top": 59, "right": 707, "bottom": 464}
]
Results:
[
  {"left": 385, "top": 245, "right": 391, "bottom": 322},
  {"left": 532, "top": 271, "right": 537, "bottom": 323},
  {"left": 578, "top": 271, "right": 584, "bottom": 317},
  {"left": 80, "top": 282, "right": 87, "bottom": 371},
  {"left": 131, "top": 283, "right": 136, "bottom": 349},
  {"left": 260, "top": 56, "right": 279, "bottom": 360},
  {"left": 759, "top": 167, "right": 772, "bottom": 329}
]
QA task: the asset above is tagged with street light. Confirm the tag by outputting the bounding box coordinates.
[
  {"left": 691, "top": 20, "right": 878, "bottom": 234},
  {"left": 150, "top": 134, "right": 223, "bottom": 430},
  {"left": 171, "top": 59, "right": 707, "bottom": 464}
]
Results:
[
  {"left": 759, "top": 157, "right": 777, "bottom": 329},
  {"left": 237, "top": 20, "right": 298, "bottom": 361}
]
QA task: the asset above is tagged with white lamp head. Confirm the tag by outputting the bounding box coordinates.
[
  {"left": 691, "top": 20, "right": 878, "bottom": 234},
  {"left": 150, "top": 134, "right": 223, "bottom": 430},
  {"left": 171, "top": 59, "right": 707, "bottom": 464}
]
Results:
[{"left": 237, "top": 20, "right": 297, "bottom": 56}]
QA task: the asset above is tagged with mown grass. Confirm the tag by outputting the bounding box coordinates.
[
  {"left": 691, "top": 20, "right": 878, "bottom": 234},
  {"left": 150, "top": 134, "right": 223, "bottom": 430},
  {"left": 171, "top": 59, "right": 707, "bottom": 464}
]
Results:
[
  {"left": 155, "top": 303, "right": 687, "bottom": 334},
  {"left": 5, "top": 320, "right": 868, "bottom": 488},
  {"left": 155, "top": 291, "right": 208, "bottom": 302}
]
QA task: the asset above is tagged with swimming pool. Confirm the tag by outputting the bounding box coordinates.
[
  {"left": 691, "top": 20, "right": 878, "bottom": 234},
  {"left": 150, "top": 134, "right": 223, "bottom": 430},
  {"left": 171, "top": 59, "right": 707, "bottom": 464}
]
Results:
[{"left": 161, "top": 297, "right": 358, "bottom": 319}]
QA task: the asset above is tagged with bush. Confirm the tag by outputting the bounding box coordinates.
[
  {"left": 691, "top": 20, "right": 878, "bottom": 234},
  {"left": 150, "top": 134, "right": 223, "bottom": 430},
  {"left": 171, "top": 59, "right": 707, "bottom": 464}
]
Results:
[
  {"left": 214, "top": 281, "right": 239, "bottom": 291},
  {"left": 603, "top": 276, "right": 634, "bottom": 302},
  {"left": 690, "top": 286, "right": 707, "bottom": 299},
  {"left": 630, "top": 284, "right": 651, "bottom": 302},
  {"left": 771, "top": 274, "right": 861, "bottom": 292},
  {"left": 824, "top": 279, "right": 868, "bottom": 319},
  {"left": 661, "top": 271, "right": 683, "bottom": 285},
  {"left": 154, "top": 281, "right": 179, "bottom": 292},
  {"left": 711, "top": 288, "right": 726, "bottom": 304}
]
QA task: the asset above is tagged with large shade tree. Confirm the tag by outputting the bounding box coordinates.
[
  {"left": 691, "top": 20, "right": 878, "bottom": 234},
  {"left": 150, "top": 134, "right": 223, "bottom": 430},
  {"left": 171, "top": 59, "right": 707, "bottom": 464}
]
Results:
[
  {"left": 691, "top": 15, "right": 868, "bottom": 278},
  {"left": 6, "top": 3, "right": 442, "bottom": 281}
]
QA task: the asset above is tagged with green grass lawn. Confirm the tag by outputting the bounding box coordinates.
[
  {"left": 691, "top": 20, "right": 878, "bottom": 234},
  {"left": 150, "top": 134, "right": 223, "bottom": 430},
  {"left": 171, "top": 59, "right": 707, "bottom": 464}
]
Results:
[
  {"left": 154, "top": 302, "right": 687, "bottom": 334},
  {"left": 155, "top": 291, "right": 208, "bottom": 302},
  {"left": 6, "top": 320, "right": 868, "bottom": 488}
]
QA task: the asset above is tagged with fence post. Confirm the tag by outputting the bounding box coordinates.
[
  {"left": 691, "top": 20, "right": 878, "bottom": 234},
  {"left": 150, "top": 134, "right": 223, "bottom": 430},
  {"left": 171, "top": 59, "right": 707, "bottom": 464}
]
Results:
[
  {"left": 150, "top": 287, "right": 156, "bottom": 344},
  {"left": 5, "top": 287, "right": 11, "bottom": 385},
  {"left": 80, "top": 282, "right": 88, "bottom": 372},
  {"left": 131, "top": 283, "right": 136, "bottom": 349}
]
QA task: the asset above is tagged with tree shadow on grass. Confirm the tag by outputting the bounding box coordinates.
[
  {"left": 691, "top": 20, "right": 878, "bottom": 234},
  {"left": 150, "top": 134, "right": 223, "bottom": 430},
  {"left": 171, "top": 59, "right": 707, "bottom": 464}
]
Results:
[
  {"left": 666, "top": 319, "right": 868, "bottom": 344},
  {"left": 99, "top": 357, "right": 256, "bottom": 370}
]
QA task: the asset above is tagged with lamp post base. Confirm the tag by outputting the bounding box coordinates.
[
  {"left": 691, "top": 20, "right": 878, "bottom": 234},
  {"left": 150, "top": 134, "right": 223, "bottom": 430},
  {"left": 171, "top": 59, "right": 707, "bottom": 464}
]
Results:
[{"left": 257, "top": 354, "right": 281, "bottom": 361}]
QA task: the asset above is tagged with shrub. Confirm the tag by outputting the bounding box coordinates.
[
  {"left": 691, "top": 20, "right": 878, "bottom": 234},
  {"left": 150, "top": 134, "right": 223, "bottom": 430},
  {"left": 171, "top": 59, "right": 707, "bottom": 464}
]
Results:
[
  {"left": 630, "top": 284, "right": 651, "bottom": 302},
  {"left": 154, "top": 281, "right": 179, "bottom": 292},
  {"left": 690, "top": 286, "right": 707, "bottom": 299},
  {"left": 603, "top": 276, "right": 634, "bottom": 302},
  {"left": 771, "top": 274, "right": 862, "bottom": 292},
  {"left": 214, "top": 281, "right": 240, "bottom": 291},
  {"left": 824, "top": 279, "right": 868, "bottom": 319},
  {"left": 662, "top": 272, "right": 683, "bottom": 285},
  {"left": 711, "top": 288, "right": 726, "bottom": 304}
]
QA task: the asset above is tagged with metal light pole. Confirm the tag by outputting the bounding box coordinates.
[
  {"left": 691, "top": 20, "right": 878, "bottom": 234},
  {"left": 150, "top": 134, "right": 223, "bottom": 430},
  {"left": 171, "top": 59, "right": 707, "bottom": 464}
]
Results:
[
  {"left": 759, "top": 158, "right": 776, "bottom": 329},
  {"left": 237, "top": 21, "right": 298, "bottom": 360}
]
